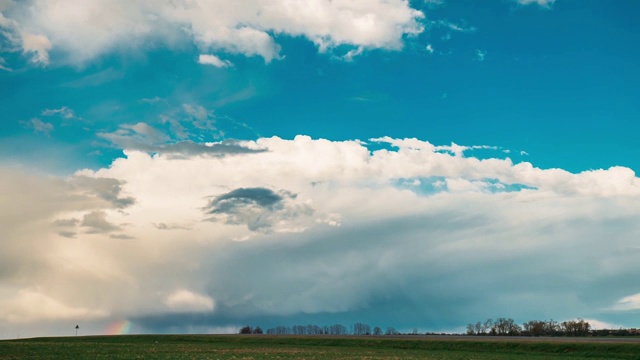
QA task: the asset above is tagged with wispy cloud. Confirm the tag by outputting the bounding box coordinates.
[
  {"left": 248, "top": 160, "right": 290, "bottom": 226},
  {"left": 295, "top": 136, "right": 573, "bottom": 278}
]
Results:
[
  {"left": 341, "top": 46, "right": 364, "bottom": 62},
  {"left": 424, "top": 0, "right": 445, "bottom": 7},
  {"left": 516, "top": 0, "right": 556, "bottom": 8},
  {"left": 41, "top": 106, "right": 78, "bottom": 120},
  {"left": 0, "top": 57, "right": 11, "bottom": 71},
  {"left": 98, "top": 121, "right": 264, "bottom": 157},
  {"left": 140, "top": 96, "right": 164, "bottom": 104},
  {"left": 433, "top": 19, "right": 477, "bottom": 33},
  {"left": 21, "top": 118, "right": 53, "bottom": 136},
  {"left": 182, "top": 104, "right": 216, "bottom": 131},
  {"left": 610, "top": 293, "right": 640, "bottom": 312},
  {"left": 62, "top": 68, "right": 124, "bottom": 88}
]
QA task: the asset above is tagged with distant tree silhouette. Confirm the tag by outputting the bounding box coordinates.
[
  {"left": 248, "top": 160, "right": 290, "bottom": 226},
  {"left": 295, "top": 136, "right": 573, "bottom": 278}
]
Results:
[
  {"left": 466, "top": 323, "right": 476, "bottom": 335},
  {"left": 385, "top": 327, "right": 399, "bottom": 335},
  {"left": 352, "top": 323, "right": 371, "bottom": 335},
  {"left": 561, "top": 319, "right": 590, "bottom": 336},
  {"left": 522, "top": 320, "right": 560, "bottom": 336},
  {"left": 493, "top": 318, "right": 521, "bottom": 336},
  {"left": 239, "top": 326, "right": 252, "bottom": 334},
  {"left": 330, "top": 324, "right": 347, "bottom": 335}
]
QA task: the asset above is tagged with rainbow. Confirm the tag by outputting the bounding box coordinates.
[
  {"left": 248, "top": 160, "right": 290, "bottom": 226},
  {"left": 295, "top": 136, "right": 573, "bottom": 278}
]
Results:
[{"left": 107, "top": 320, "right": 133, "bottom": 335}]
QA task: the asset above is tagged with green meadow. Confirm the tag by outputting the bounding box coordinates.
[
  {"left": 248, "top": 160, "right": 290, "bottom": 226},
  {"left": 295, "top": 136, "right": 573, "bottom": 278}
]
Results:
[{"left": 2, "top": 335, "right": 640, "bottom": 360}]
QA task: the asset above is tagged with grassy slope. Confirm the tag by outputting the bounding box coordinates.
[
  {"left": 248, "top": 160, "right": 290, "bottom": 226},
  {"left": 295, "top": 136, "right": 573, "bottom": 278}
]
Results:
[{"left": 1, "top": 335, "right": 640, "bottom": 359}]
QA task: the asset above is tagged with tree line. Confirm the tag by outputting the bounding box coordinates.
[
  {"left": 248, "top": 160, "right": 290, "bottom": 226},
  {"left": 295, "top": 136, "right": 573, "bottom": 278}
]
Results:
[
  {"left": 238, "top": 318, "right": 639, "bottom": 337},
  {"left": 467, "top": 318, "right": 640, "bottom": 337},
  {"left": 239, "top": 323, "right": 401, "bottom": 336},
  {"left": 466, "top": 318, "right": 592, "bottom": 337}
]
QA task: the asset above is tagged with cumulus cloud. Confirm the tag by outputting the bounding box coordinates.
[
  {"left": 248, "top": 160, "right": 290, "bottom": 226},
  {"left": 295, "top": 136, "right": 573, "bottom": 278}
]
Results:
[
  {"left": 0, "top": 168, "right": 137, "bottom": 331},
  {"left": 0, "top": 169, "right": 133, "bottom": 230},
  {"left": 164, "top": 290, "right": 215, "bottom": 313},
  {"left": 1, "top": 0, "right": 424, "bottom": 65},
  {"left": 610, "top": 293, "right": 640, "bottom": 312},
  {"left": 205, "top": 187, "right": 314, "bottom": 233},
  {"left": 584, "top": 319, "right": 624, "bottom": 330},
  {"left": 20, "top": 31, "right": 51, "bottom": 64},
  {"left": 1, "top": 9, "right": 51, "bottom": 65},
  {"left": 70, "top": 176, "right": 135, "bottom": 209},
  {"left": 426, "top": 44, "right": 434, "bottom": 54},
  {"left": 198, "top": 54, "right": 232, "bottom": 68},
  {"left": 81, "top": 210, "right": 121, "bottom": 234},
  {"left": 2, "top": 135, "right": 640, "bottom": 337}
]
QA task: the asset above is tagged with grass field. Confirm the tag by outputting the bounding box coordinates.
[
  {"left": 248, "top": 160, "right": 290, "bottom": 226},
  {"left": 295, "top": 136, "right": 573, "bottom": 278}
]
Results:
[{"left": 2, "top": 335, "right": 640, "bottom": 359}]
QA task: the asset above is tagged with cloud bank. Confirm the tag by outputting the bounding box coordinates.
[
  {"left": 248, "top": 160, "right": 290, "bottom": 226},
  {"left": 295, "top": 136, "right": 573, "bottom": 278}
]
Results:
[
  {"left": 0, "top": 0, "right": 424, "bottom": 65},
  {"left": 1, "top": 135, "right": 639, "bottom": 338}
]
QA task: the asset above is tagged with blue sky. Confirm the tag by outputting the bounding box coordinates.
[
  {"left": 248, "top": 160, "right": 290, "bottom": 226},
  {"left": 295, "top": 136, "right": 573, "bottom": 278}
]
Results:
[
  {"left": 2, "top": 0, "right": 638, "bottom": 173},
  {"left": 1, "top": 0, "right": 640, "bottom": 338}
]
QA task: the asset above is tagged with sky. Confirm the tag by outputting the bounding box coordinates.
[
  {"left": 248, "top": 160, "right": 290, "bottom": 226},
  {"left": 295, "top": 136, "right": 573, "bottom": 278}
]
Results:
[{"left": 0, "top": 0, "right": 639, "bottom": 338}]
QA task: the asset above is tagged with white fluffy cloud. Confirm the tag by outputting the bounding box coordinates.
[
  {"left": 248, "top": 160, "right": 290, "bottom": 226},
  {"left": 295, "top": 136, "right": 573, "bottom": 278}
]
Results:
[
  {"left": 1, "top": 135, "right": 639, "bottom": 337},
  {"left": 164, "top": 290, "right": 215, "bottom": 313},
  {"left": 611, "top": 293, "right": 640, "bottom": 311},
  {"left": 1, "top": 0, "right": 424, "bottom": 65},
  {"left": 198, "top": 54, "right": 233, "bottom": 68},
  {"left": 20, "top": 32, "right": 51, "bottom": 64}
]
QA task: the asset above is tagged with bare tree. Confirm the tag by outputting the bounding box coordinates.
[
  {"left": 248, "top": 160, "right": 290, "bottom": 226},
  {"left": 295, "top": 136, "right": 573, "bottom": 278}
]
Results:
[
  {"left": 484, "top": 318, "right": 495, "bottom": 335},
  {"left": 330, "top": 324, "right": 347, "bottom": 335},
  {"left": 492, "top": 318, "right": 521, "bottom": 336},
  {"left": 385, "top": 327, "right": 400, "bottom": 335},
  {"left": 466, "top": 323, "right": 476, "bottom": 335},
  {"left": 352, "top": 323, "right": 371, "bottom": 335},
  {"left": 561, "top": 319, "right": 590, "bottom": 336}
]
